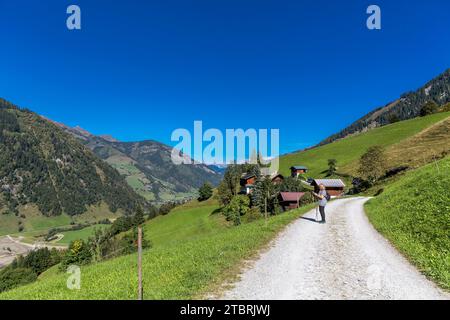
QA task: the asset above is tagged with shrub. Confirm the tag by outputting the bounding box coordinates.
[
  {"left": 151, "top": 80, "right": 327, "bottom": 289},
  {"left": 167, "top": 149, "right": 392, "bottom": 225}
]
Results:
[
  {"left": 419, "top": 101, "right": 438, "bottom": 117},
  {"left": 358, "top": 145, "right": 386, "bottom": 184},
  {"left": 198, "top": 183, "right": 213, "bottom": 202},
  {"left": 440, "top": 102, "right": 450, "bottom": 113},
  {"left": 159, "top": 202, "right": 176, "bottom": 216},
  {"left": 109, "top": 216, "right": 135, "bottom": 236},
  {"left": 0, "top": 268, "right": 37, "bottom": 293},
  {"left": 223, "top": 195, "right": 250, "bottom": 226},
  {"left": 19, "top": 248, "right": 62, "bottom": 275},
  {"left": 60, "top": 240, "right": 92, "bottom": 271},
  {"left": 299, "top": 191, "right": 315, "bottom": 206},
  {"left": 242, "top": 207, "right": 262, "bottom": 223},
  {"left": 119, "top": 227, "right": 151, "bottom": 255}
]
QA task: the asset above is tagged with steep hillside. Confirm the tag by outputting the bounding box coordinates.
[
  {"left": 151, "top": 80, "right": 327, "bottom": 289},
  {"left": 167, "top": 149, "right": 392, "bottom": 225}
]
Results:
[
  {"left": 280, "top": 112, "right": 450, "bottom": 179},
  {"left": 365, "top": 156, "right": 450, "bottom": 290},
  {"left": 320, "top": 68, "right": 450, "bottom": 145},
  {"left": 340, "top": 115, "right": 450, "bottom": 175},
  {"left": 0, "top": 200, "right": 314, "bottom": 299},
  {"left": 0, "top": 99, "right": 145, "bottom": 223},
  {"left": 52, "top": 123, "right": 223, "bottom": 203}
]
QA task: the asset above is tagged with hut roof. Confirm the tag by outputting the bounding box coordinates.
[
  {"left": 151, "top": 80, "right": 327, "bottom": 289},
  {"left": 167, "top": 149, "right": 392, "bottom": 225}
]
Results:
[
  {"left": 290, "top": 166, "right": 308, "bottom": 170},
  {"left": 279, "top": 192, "right": 305, "bottom": 202},
  {"left": 313, "top": 179, "right": 345, "bottom": 188}
]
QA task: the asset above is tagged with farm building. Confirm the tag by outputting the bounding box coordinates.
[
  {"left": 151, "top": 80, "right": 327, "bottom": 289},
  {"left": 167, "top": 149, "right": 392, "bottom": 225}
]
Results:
[
  {"left": 278, "top": 192, "right": 305, "bottom": 211},
  {"left": 240, "top": 173, "right": 257, "bottom": 194},
  {"left": 290, "top": 166, "right": 308, "bottom": 177},
  {"left": 240, "top": 173, "right": 256, "bottom": 186},
  {"left": 311, "top": 179, "right": 345, "bottom": 196},
  {"left": 270, "top": 172, "right": 284, "bottom": 184}
]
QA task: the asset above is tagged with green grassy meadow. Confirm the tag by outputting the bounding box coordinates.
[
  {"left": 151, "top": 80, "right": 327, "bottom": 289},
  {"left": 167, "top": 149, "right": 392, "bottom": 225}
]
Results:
[
  {"left": 0, "top": 202, "right": 120, "bottom": 243},
  {"left": 56, "top": 224, "right": 110, "bottom": 245},
  {"left": 0, "top": 202, "right": 315, "bottom": 299},
  {"left": 365, "top": 156, "right": 450, "bottom": 290},
  {"left": 144, "top": 198, "right": 226, "bottom": 248}
]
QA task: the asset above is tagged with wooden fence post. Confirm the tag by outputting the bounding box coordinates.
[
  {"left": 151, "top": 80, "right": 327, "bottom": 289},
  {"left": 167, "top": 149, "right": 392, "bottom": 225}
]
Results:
[{"left": 137, "top": 225, "right": 143, "bottom": 300}]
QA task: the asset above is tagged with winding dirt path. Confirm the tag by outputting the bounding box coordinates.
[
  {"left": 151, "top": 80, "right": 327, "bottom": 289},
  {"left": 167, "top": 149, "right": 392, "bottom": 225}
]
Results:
[{"left": 221, "top": 197, "right": 448, "bottom": 300}]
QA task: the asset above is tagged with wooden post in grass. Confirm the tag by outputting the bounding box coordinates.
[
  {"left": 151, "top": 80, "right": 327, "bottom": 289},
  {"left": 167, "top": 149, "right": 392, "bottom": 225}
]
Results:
[
  {"left": 265, "top": 190, "right": 268, "bottom": 222},
  {"left": 137, "top": 225, "right": 143, "bottom": 300}
]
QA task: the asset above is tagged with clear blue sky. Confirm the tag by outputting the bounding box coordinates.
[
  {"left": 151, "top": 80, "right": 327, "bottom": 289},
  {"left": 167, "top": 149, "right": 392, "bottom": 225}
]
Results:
[{"left": 1, "top": 0, "right": 449, "bottom": 154}]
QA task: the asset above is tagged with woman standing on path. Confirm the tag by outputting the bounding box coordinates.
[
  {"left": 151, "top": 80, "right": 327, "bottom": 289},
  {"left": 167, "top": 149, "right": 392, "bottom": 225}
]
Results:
[{"left": 313, "top": 184, "right": 328, "bottom": 223}]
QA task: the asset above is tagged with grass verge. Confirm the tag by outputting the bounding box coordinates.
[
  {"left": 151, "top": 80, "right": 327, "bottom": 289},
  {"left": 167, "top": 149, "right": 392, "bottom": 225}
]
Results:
[{"left": 365, "top": 157, "right": 450, "bottom": 290}]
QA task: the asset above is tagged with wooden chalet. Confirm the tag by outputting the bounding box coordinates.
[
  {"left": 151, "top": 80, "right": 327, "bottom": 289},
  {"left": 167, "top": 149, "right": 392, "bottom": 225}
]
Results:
[
  {"left": 290, "top": 166, "right": 308, "bottom": 177},
  {"left": 240, "top": 173, "right": 256, "bottom": 186},
  {"left": 240, "top": 173, "right": 257, "bottom": 195},
  {"left": 278, "top": 192, "right": 305, "bottom": 211},
  {"left": 311, "top": 179, "right": 345, "bottom": 196},
  {"left": 270, "top": 172, "right": 284, "bottom": 185}
]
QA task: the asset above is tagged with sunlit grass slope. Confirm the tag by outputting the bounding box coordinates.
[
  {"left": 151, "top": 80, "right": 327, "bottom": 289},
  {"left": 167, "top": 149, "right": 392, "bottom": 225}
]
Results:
[
  {"left": 143, "top": 197, "right": 226, "bottom": 248},
  {"left": 0, "top": 198, "right": 315, "bottom": 299},
  {"left": 279, "top": 112, "right": 450, "bottom": 178},
  {"left": 366, "top": 156, "right": 450, "bottom": 290}
]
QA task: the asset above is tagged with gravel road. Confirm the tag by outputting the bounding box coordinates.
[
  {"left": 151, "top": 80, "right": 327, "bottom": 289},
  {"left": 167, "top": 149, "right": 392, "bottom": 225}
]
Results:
[{"left": 222, "top": 197, "right": 449, "bottom": 300}]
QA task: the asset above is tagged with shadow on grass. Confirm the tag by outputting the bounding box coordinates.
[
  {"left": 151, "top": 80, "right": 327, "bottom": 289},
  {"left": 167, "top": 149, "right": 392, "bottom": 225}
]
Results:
[{"left": 210, "top": 208, "right": 222, "bottom": 215}]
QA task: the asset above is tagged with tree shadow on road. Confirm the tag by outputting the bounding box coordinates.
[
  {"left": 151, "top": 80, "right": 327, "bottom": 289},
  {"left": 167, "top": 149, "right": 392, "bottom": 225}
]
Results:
[{"left": 299, "top": 216, "right": 319, "bottom": 223}]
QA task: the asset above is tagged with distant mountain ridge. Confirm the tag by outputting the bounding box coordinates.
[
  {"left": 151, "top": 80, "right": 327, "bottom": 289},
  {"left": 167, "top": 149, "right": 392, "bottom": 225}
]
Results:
[
  {"left": 319, "top": 68, "right": 450, "bottom": 146},
  {"left": 52, "top": 122, "right": 223, "bottom": 203}
]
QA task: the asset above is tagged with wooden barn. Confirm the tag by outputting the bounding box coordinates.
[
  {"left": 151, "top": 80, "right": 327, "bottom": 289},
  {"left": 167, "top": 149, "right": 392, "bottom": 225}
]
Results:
[
  {"left": 278, "top": 192, "right": 305, "bottom": 211},
  {"left": 240, "top": 173, "right": 257, "bottom": 195},
  {"left": 270, "top": 172, "right": 284, "bottom": 185},
  {"left": 311, "top": 179, "right": 345, "bottom": 197},
  {"left": 240, "top": 173, "right": 256, "bottom": 186},
  {"left": 290, "top": 166, "right": 308, "bottom": 177}
]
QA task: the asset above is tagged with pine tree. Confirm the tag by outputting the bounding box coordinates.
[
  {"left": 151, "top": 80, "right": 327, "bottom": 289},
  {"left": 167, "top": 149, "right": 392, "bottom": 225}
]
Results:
[
  {"left": 133, "top": 206, "right": 145, "bottom": 226},
  {"left": 198, "top": 183, "right": 213, "bottom": 201},
  {"left": 327, "top": 159, "right": 337, "bottom": 176},
  {"left": 252, "top": 176, "right": 279, "bottom": 216}
]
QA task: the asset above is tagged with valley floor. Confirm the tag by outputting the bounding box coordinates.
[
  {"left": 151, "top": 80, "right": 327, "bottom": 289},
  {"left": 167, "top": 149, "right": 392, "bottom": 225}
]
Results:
[
  {"left": 0, "top": 236, "right": 32, "bottom": 268},
  {"left": 0, "top": 235, "right": 65, "bottom": 269},
  {"left": 220, "top": 198, "right": 449, "bottom": 300}
]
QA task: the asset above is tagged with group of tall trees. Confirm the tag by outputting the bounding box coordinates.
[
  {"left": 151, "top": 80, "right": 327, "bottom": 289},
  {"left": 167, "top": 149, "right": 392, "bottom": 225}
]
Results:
[
  {"left": 0, "top": 247, "right": 63, "bottom": 293},
  {"left": 217, "top": 164, "right": 260, "bottom": 206}
]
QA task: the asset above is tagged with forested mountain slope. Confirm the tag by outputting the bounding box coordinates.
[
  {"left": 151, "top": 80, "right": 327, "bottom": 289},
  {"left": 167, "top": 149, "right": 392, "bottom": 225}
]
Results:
[
  {"left": 0, "top": 98, "right": 145, "bottom": 218},
  {"left": 53, "top": 122, "right": 223, "bottom": 203},
  {"left": 319, "top": 68, "right": 450, "bottom": 146}
]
